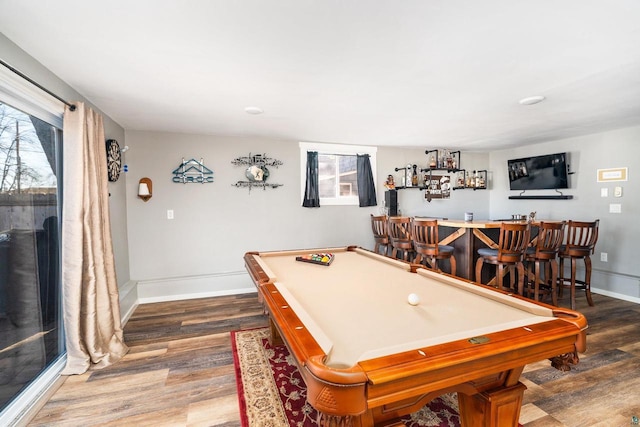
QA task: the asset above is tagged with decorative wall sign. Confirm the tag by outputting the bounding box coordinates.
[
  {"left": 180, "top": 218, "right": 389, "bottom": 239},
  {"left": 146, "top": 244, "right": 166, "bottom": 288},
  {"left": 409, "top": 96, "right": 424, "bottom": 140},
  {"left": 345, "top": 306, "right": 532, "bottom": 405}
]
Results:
[
  {"left": 172, "top": 158, "right": 214, "bottom": 183},
  {"left": 597, "top": 167, "right": 627, "bottom": 182},
  {"left": 232, "top": 153, "right": 283, "bottom": 192},
  {"left": 424, "top": 175, "right": 451, "bottom": 202}
]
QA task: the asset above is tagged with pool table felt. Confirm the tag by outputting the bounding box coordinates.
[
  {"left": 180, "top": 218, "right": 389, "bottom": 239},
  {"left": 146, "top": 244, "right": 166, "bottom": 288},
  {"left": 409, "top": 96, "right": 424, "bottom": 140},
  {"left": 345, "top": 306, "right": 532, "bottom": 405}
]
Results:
[{"left": 253, "top": 247, "right": 555, "bottom": 368}]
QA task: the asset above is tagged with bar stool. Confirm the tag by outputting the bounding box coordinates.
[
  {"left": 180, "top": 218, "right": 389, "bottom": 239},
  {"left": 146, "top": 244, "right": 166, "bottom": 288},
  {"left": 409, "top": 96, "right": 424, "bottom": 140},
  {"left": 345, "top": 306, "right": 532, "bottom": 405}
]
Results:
[
  {"left": 558, "top": 220, "right": 599, "bottom": 310},
  {"left": 475, "top": 222, "right": 530, "bottom": 294},
  {"left": 388, "top": 216, "right": 415, "bottom": 261},
  {"left": 411, "top": 218, "right": 456, "bottom": 275},
  {"left": 524, "top": 221, "right": 565, "bottom": 305},
  {"left": 370, "top": 214, "right": 390, "bottom": 256}
]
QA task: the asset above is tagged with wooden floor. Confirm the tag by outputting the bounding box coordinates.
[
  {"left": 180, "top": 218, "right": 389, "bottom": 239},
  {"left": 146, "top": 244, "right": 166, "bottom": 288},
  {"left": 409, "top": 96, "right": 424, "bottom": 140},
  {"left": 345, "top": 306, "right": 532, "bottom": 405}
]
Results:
[{"left": 28, "top": 291, "right": 640, "bottom": 427}]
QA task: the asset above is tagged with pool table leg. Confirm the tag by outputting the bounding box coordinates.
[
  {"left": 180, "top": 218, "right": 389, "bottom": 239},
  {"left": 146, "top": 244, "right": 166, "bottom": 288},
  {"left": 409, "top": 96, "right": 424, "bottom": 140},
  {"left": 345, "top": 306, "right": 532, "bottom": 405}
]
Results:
[
  {"left": 268, "top": 317, "right": 284, "bottom": 347},
  {"left": 457, "top": 382, "right": 526, "bottom": 427}
]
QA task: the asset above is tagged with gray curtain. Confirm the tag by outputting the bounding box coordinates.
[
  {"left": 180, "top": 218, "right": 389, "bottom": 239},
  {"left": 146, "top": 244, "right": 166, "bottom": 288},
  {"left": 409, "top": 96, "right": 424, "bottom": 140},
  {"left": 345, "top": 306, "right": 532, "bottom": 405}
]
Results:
[
  {"left": 61, "top": 102, "right": 128, "bottom": 375},
  {"left": 357, "top": 154, "right": 377, "bottom": 207},
  {"left": 302, "top": 151, "right": 320, "bottom": 208}
]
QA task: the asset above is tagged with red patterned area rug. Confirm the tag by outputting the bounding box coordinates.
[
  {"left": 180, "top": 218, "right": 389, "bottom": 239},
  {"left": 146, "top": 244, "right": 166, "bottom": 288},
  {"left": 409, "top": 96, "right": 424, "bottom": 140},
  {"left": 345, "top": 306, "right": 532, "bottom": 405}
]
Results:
[{"left": 231, "top": 328, "right": 461, "bottom": 427}]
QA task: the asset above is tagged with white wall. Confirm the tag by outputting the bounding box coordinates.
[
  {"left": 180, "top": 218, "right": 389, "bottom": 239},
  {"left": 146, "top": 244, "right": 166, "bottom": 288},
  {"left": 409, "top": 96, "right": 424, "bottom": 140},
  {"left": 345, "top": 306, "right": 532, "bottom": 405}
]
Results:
[
  {"left": 124, "top": 128, "right": 640, "bottom": 303},
  {"left": 0, "top": 33, "right": 132, "bottom": 300},
  {"left": 124, "top": 132, "right": 380, "bottom": 300},
  {"left": 489, "top": 126, "right": 640, "bottom": 300},
  {"left": 123, "top": 133, "right": 494, "bottom": 301},
  {"left": 0, "top": 32, "right": 133, "bottom": 427},
  {"left": 6, "top": 28, "right": 637, "bottom": 304},
  {"left": 378, "top": 147, "right": 491, "bottom": 220}
]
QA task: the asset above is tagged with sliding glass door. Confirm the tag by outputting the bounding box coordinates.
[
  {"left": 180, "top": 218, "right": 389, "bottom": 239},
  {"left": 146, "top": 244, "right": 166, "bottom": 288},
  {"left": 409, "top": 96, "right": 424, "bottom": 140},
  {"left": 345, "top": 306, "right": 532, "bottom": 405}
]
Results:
[{"left": 0, "top": 101, "right": 63, "bottom": 412}]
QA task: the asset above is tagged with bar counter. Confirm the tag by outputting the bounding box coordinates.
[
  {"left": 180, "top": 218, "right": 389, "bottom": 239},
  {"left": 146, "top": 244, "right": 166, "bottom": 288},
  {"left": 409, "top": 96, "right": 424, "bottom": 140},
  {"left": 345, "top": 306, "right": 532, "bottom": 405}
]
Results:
[{"left": 418, "top": 218, "right": 526, "bottom": 281}]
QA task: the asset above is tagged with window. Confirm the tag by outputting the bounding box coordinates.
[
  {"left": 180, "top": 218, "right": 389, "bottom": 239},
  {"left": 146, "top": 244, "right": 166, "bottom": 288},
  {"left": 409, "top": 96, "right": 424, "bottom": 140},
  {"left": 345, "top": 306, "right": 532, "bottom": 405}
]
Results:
[
  {"left": 299, "top": 142, "right": 377, "bottom": 206},
  {"left": 0, "top": 66, "right": 64, "bottom": 423}
]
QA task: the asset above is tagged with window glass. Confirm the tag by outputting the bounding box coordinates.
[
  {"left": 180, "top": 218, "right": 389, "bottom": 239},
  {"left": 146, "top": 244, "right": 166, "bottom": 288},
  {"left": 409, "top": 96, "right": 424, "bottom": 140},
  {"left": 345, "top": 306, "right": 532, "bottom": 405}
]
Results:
[
  {"left": 0, "top": 101, "right": 63, "bottom": 412},
  {"left": 300, "top": 142, "right": 376, "bottom": 206},
  {"left": 318, "top": 154, "right": 359, "bottom": 199}
]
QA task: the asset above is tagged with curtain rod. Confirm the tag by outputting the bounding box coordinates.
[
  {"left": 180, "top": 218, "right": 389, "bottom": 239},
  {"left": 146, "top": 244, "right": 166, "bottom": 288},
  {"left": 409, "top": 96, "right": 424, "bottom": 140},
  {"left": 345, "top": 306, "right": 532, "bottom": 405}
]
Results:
[{"left": 0, "top": 58, "right": 76, "bottom": 111}]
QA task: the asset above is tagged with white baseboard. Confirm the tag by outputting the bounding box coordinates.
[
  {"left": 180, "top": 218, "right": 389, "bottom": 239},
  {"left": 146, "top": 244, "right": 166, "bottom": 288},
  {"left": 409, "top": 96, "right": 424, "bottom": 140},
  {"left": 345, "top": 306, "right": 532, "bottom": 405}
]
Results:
[
  {"left": 591, "top": 286, "right": 640, "bottom": 304},
  {"left": 570, "top": 267, "right": 640, "bottom": 304},
  {"left": 118, "top": 280, "right": 139, "bottom": 325},
  {"left": 591, "top": 268, "right": 640, "bottom": 300},
  {"left": 129, "top": 267, "right": 638, "bottom": 311},
  {"left": 136, "top": 271, "right": 256, "bottom": 304}
]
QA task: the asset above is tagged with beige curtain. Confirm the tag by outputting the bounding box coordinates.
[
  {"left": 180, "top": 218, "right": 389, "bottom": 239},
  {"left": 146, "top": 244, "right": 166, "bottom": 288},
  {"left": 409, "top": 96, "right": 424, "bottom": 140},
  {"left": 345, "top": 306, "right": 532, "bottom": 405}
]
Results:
[{"left": 61, "top": 102, "right": 128, "bottom": 375}]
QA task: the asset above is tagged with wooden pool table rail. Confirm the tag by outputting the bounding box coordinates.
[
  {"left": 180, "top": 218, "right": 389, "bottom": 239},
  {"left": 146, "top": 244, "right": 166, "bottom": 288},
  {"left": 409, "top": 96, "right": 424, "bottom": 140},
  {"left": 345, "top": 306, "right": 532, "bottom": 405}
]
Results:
[{"left": 244, "top": 246, "right": 587, "bottom": 427}]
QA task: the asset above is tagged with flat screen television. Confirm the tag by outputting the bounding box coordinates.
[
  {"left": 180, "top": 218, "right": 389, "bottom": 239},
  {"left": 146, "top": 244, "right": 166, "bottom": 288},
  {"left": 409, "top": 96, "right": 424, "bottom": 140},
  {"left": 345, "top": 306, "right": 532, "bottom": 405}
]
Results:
[{"left": 507, "top": 152, "right": 569, "bottom": 191}]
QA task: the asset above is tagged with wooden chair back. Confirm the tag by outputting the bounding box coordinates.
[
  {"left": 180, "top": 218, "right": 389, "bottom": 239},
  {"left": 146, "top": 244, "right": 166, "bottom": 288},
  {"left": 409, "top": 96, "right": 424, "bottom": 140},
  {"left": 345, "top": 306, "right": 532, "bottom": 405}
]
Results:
[
  {"left": 370, "top": 215, "right": 388, "bottom": 240},
  {"left": 533, "top": 221, "right": 565, "bottom": 261},
  {"left": 388, "top": 216, "right": 412, "bottom": 244},
  {"left": 497, "top": 222, "right": 530, "bottom": 263},
  {"left": 387, "top": 216, "right": 414, "bottom": 261},
  {"left": 370, "top": 214, "right": 390, "bottom": 255},
  {"left": 563, "top": 220, "right": 599, "bottom": 257},
  {"left": 411, "top": 218, "right": 440, "bottom": 255},
  {"left": 411, "top": 218, "right": 456, "bottom": 274}
]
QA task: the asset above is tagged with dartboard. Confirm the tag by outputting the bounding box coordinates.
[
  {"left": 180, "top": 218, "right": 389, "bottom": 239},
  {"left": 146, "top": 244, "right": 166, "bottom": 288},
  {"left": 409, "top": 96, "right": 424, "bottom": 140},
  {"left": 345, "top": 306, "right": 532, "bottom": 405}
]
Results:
[{"left": 106, "top": 139, "right": 122, "bottom": 182}]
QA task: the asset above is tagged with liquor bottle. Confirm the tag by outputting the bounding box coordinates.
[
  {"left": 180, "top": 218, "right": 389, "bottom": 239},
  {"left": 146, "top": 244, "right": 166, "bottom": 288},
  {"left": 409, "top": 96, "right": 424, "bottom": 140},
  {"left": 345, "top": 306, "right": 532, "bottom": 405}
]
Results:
[
  {"left": 405, "top": 164, "right": 412, "bottom": 187},
  {"left": 411, "top": 165, "right": 418, "bottom": 186},
  {"left": 429, "top": 155, "right": 436, "bottom": 168}
]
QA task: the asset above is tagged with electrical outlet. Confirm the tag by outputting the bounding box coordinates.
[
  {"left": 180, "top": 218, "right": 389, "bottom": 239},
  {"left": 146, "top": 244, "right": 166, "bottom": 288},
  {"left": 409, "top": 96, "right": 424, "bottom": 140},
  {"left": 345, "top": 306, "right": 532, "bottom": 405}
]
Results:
[
  {"left": 614, "top": 186, "right": 622, "bottom": 197},
  {"left": 600, "top": 252, "right": 608, "bottom": 262},
  {"left": 167, "top": 209, "right": 174, "bottom": 219}
]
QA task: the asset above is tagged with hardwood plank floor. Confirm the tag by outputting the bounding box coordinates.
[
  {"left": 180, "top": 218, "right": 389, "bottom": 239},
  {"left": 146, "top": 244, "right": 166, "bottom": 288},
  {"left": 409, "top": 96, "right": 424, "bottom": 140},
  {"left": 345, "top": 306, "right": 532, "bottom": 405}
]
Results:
[{"left": 28, "top": 291, "right": 639, "bottom": 427}]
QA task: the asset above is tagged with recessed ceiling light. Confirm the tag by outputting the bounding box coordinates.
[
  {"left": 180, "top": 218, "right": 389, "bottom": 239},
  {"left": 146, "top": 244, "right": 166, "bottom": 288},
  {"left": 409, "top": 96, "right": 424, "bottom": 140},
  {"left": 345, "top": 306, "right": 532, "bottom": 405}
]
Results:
[
  {"left": 244, "top": 106, "right": 264, "bottom": 115},
  {"left": 519, "top": 95, "right": 546, "bottom": 106}
]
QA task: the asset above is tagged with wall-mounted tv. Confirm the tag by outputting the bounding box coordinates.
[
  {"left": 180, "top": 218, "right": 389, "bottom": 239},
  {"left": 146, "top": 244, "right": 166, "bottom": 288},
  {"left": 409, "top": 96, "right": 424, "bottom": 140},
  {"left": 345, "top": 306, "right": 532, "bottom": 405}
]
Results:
[{"left": 507, "top": 152, "right": 569, "bottom": 191}]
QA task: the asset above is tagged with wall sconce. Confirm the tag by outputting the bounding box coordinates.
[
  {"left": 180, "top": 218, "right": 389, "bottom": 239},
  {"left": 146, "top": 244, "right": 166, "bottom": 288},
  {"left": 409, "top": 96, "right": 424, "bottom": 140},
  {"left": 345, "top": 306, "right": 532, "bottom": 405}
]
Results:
[{"left": 138, "top": 177, "right": 152, "bottom": 202}]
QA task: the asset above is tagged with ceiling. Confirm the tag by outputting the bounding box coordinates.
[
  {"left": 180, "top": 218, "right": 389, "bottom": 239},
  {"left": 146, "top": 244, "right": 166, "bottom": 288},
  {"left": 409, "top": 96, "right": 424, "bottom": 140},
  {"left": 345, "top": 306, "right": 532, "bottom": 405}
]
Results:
[{"left": 2, "top": 0, "right": 640, "bottom": 150}]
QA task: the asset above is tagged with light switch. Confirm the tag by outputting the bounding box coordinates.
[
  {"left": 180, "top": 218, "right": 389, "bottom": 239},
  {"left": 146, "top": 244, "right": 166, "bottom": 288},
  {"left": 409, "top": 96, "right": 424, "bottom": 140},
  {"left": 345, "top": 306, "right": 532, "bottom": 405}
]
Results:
[
  {"left": 167, "top": 209, "right": 174, "bottom": 219},
  {"left": 609, "top": 204, "right": 621, "bottom": 213},
  {"left": 600, "top": 188, "right": 608, "bottom": 197}
]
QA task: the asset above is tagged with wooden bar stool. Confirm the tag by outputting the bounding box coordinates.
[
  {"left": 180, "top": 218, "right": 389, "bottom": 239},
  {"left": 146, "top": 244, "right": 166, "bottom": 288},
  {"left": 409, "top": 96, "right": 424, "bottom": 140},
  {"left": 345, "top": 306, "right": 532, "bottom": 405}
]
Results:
[
  {"left": 524, "top": 221, "right": 565, "bottom": 305},
  {"left": 370, "top": 214, "right": 390, "bottom": 256},
  {"left": 558, "top": 219, "right": 599, "bottom": 310},
  {"left": 475, "top": 222, "right": 530, "bottom": 294},
  {"left": 411, "top": 218, "right": 456, "bottom": 275},
  {"left": 388, "top": 216, "right": 415, "bottom": 262}
]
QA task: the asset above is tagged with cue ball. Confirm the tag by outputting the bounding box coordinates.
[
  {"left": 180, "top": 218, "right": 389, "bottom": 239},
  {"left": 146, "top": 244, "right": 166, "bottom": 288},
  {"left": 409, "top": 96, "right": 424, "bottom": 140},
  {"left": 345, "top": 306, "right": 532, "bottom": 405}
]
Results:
[{"left": 407, "top": 293, "right": 420, "bottom": 306}]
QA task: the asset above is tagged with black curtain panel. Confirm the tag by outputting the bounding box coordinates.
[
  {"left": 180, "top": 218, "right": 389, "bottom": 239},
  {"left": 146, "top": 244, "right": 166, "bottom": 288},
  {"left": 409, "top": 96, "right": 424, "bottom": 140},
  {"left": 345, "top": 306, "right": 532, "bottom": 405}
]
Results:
[
  {"left": 302, "top": 151, "right": 320, "bottom": 207},
  {"left": 357, "top": 154, "right": 377, "bottom": 207}
]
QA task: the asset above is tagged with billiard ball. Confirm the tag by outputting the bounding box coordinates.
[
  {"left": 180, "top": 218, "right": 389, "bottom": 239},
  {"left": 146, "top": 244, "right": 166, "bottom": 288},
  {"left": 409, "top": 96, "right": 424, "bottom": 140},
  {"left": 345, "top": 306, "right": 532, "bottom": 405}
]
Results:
[{"left": 407, "top": 293, "right": 420, "bottom": 306}]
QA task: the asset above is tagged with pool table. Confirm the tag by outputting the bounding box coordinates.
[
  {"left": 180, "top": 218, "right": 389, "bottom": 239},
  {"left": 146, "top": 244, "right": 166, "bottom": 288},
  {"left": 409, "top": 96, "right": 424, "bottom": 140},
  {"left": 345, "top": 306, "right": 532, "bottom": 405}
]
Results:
[{"left": 244, "top": 246, "right": 587, "bottom": 427}]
